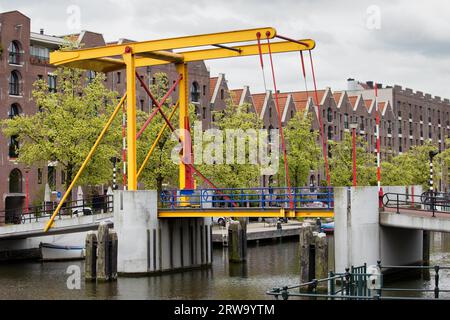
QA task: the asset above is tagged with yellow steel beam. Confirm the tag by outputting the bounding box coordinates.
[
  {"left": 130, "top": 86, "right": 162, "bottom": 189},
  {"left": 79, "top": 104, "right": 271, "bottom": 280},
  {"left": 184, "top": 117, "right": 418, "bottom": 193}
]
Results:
[
  {"left": 44, "top": 94, "right": 126, "bottom": 232},
  {"left": 177, "top": 63, "right": 189, "bottom": 192},
  {"left": 50, "top": 39, "right": 315, "bottom": 73},
  {"left": 123, "top": 51, "right": 137, "bottom": 190},
  {"left": 136, "top": 51, "right": 184, "bottom": 63},
  {"left": 157, "top": 209, "right": 334, "bottom": 218},
  {"left": 50, "top": 27, "right": 277, "bottom": 66},
  {"left": 135, "top": 39, "right": 315, "bottom": 67}
]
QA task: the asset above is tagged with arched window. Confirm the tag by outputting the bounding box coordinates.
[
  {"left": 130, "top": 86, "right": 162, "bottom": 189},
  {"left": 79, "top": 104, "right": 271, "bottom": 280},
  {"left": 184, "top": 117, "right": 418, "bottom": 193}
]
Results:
[
  {"left": 8, "top": 41, "right": 22, "bottom": 65},
  {"left": 190, "top": 81, "right": 200, "bottom": 102},
  {"left": 328, "top": 125, "right": 333, "bottom": 140},
  {"left": 9, "top": 103, "right": 21, "bottom": 119},
  {"left": 9, "top": 135, "right": 19, "bottom": 158},
  {"left": 327, "top": 107, "right": 332, "bottom": 122},
  {"left": 9, "top": 169, "right": 22, "bottom": 193},
  {"left": 9, "top": 70, "right": 22, "bottom": 96}
]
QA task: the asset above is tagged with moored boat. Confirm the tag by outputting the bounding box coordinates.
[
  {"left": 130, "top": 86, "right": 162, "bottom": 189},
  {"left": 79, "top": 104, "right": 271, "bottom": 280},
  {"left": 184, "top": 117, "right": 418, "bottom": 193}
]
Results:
[{"left": 39, "top": 242, "right": 85, "bottom": 261}]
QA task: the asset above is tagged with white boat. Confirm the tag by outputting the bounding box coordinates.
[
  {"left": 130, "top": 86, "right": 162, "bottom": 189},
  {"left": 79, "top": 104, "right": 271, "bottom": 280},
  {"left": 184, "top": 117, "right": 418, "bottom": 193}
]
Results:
[{"left": 39, "top": 242, "right": 85, "bottom": 261}]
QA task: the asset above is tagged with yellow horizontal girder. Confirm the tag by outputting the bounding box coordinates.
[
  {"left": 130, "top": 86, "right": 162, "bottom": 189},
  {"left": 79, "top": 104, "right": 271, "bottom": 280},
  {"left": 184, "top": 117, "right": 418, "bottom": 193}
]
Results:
[
  {"left": 52, "top": 39, "right": 315, "bottom": 73},
  {"left": 50, "top": 27, "right": 276, "bottom": 66},
  {"left": 157, "top": 209, "right": 333, "bottom": 218},
  {"left": 134, "top": 39, "right": 315, "bottom": 67}
]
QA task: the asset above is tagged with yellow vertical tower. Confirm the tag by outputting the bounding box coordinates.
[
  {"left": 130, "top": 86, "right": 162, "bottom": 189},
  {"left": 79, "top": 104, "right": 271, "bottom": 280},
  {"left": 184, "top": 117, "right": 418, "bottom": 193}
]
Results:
[{"left": 123, "top": 48, "right": 137, "bottom": 190}]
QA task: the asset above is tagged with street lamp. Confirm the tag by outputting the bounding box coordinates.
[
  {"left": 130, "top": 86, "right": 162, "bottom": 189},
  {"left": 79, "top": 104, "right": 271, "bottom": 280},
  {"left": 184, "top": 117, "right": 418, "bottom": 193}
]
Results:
[{"left": 349, "top": 122, "right": 358, "bottom": 187}]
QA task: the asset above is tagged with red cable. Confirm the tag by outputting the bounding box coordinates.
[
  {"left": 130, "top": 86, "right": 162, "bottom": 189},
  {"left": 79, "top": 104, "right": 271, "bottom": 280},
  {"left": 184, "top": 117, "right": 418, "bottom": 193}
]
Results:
[
  {"left": 299, "top": 50, "right": 309, "bottom": 100},
  {"left": 309, "top": 50, "right": 331, "bottom": 187},
  {"left": 256, "top": 32, "right": 264, "bottom": 69},
  {"left": 135, "top": 72, "right": 238, "bottom": 207},
  {"left": 265, "top": 32, "right": 294, "bottom": 209}
]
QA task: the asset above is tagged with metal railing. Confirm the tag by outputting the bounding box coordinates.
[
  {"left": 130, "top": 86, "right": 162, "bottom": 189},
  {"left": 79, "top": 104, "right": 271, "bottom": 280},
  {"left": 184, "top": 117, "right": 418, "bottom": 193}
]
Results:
[
  {"left": 160, "top": 187, "right": 334, "bottom": 210},
  {"left": 382, "top": 191, "right": 450, "bottom": 216},
  {"left": 2, "top": 195, "right": 113, "bottom": 225},
  {"left": 266, "top": 261, "right": 450, "bottom": 300}
]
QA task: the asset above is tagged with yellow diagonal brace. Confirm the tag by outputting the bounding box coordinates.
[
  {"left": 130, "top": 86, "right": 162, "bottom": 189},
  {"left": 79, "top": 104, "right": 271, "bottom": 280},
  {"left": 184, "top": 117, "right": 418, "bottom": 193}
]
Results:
[
  {"left": 136, "top": 101, "right": 179, "bottom": 179},
  {"left": 43, "top": 94, "right": 126, "bottom": 232}
]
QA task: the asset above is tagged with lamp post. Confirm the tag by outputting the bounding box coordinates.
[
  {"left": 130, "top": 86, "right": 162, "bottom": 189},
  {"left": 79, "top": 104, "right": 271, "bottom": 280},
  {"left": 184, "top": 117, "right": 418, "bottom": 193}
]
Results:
[
  {"left": 429, "top": 150, "right": 439, "bottom": 217},
  {"left": 349, "top": 122, "right": 358, "bottom": 187},
  {"left": 24, "top": 166, "right": 30, "bottom": 214}
]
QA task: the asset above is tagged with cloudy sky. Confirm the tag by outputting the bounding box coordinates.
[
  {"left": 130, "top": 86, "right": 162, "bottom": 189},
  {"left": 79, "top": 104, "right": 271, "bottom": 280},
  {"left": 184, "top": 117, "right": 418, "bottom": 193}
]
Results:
[{"left": 3, "top": 0, "right": 450, "bottom": 98}]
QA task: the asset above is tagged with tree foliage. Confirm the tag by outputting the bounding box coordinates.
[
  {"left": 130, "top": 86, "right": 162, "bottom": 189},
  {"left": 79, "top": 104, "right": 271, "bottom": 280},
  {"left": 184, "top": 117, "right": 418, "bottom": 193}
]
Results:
[
  {"left": 278, "top": 113, "right": 322, "bottom": 187},
  {"left": 328, "top": 132, "right": 377, "bottom": 186},
  {"left": 196, "top": 98, "right": 263, "bottom": 189},
  {"left": 2, "top": 67, "right": 120, "bottom": 194}
]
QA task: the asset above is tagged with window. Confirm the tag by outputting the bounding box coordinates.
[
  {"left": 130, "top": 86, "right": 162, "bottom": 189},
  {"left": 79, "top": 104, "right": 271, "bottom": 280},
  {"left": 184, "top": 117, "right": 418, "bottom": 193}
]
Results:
[
  {"left": 9, "top": 136, "right": 19, "bottom": 158},
  {"left": 38, "top": 74, "right": 43, "bottom": 80},
  {"left": 387, "top": 121, "right": 392, "bottom": 134},
  {"left": 87, "top": 70, "right": 96, "bottom": 83},
  {"left": 117, "top": 72, "right": 121, "bottom": 84},
  {"left": 9, "top": 104, "right": 21, "bottom": 119},
  {"left": 8, "top": 41, "right": 22, "bottom": 65},
  {"left": 269, "top": 106, "right": 272, "bottom": 118},
  {"left": 429, "top": 126, "right": 432, "bottom": 139},
  {"left": 291, "top": 109, "right": 294, "bottom": 119},
  {"left": 344, "top": 113, "right": 349, "bottom": 129},
  {"left": 9, "top": 169, "right": 22, "bottom": 193},
  {"left": 203, "top": 85, "right": 206, "bottom": 96},
  {"left": 202, "top": 107, "right": 206, "bottom": 120},
  {"left": 38, "top": 168, "right": 43, "bottom": 184},
  {"left": 48, "top": 74, "right": 57, "bottom": 93},
  {"left": 360, "top": 116, "right": 364, "bottom": 130},
  {"left": 327, "top": 108, "right": 332, "bottom": 122},
  {"left": 9, "top": 70, "right": 22, "bottom": 96},
  {"left": 30, "top": 45, "right": 49, "bottom": 60},
  {"left": 328, "top": 126, "right": 333, "bottom": 140},
  {"left": 399, "top": 138, "right": 402, "bottom": 152},
  {"left": 220, "top": 89, "right": 224, "bottom": 100},
  {"left": 190, "top": 81, "right": 200, "bottom": 102},
  {"left": 140, "top": 99, "right": 144, "bottom": 111},
  {"left": 61, "top": 170, "right": 66, "bottom": 185},
  {"left": 48, "top": 166, "right": 56, "bottom": 190},
  {"left": 398, "top": 121, "right": 402, "bottom": 134}
]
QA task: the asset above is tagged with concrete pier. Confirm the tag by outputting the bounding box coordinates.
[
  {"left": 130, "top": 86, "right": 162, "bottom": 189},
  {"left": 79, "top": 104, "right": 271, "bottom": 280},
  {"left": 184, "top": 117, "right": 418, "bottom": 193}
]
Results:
[
  {"left": 228, "top": 218, "right": 247, "bottom": 263},
  {"left": 315, "top": 233, "right": 328, "bottom": 289},
  {"left": 299, "top": 224, "right": 313, "bottom": 284},
  {"left": 114, "top": 190, "right": 212, "bottom": 275},
  {"left": 96, "top": 222, "right": 110, "bottom": 281},
  {"left": 84, "top": 231, "right": 97, "bottom": 281}
]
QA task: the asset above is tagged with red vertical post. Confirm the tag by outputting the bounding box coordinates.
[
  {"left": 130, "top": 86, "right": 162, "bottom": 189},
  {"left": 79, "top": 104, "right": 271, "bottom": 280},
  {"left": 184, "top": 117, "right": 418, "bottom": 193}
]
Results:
[
  {"left": 25, "top": 168, "right": 29, "bottom": 214},
  {"left": 352, "top": 127, "right": 357, "bottom": 187}
]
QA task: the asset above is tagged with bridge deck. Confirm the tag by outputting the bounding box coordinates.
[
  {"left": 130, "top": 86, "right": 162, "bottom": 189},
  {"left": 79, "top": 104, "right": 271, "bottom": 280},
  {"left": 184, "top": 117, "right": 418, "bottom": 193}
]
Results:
[
  {"left": 380, "top": 207, "right": 450, "bottom": 233},
  {"left": 158, "top": 207, "right": 334, "bottom": 218}
]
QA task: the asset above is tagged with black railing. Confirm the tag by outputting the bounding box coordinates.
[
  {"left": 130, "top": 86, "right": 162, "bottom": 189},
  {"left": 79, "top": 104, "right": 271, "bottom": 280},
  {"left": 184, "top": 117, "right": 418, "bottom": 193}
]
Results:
[
  {"left": 8, "top": 52, "right": 22, "bottom": 65},
  {"left": 9, "top": 82, "right": 22, "bottom": 96},
  {"left": 382, "top": 192, "right": 450, "bottom": 217},
  {"left": 267, "top": 261, "right": 450, "bottom": 300},
  {"left": 2, "top": 195, "right": 113, "bottom": 225}
]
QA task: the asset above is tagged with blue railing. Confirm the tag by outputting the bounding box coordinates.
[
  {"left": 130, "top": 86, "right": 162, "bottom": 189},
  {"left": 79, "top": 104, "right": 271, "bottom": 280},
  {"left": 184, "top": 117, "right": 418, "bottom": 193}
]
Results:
[{"left": 160, "top": 187, "right": 334, "bottom": 210}]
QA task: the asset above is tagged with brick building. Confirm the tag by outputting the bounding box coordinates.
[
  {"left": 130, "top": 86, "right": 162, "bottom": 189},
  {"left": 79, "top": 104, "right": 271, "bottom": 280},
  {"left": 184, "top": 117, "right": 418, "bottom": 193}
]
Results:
[{"left": 0, "top": 10, "right": 215, "bottom": 223}]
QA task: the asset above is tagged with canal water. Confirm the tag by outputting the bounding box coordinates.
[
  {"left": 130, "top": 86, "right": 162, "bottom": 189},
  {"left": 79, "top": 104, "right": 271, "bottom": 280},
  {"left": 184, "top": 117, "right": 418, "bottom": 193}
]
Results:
[{"left": 0, "top": 233, "right": 449, "bottom": 300}]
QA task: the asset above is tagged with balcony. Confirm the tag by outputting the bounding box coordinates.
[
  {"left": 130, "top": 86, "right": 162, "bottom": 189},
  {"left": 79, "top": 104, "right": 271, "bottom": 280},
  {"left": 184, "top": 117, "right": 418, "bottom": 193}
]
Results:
[{"left": 29, "top": 55, "right": 50, "bottom": 66}]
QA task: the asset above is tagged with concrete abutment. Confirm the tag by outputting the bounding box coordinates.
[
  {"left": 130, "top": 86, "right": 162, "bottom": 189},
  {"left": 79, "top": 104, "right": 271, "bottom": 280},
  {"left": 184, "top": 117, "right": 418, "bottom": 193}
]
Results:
[{"left": 114, "top": 190, "right": 212, "bottom": 275}]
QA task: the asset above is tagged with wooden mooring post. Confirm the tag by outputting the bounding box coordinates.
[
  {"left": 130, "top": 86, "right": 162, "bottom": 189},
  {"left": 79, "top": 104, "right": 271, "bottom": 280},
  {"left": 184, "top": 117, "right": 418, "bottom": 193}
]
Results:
[
  {"left": 84, "top": 222, "right": 118, "bottom": 282},
  {"left": 228, "top": 218, "right": 247, "bottom": 263}
]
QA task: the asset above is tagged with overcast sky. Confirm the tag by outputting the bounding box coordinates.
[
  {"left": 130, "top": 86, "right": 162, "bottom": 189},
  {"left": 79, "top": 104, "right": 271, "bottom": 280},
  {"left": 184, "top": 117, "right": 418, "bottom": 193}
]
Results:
[{"left": 3, "top": 0, "right": 450, "bottom": 98}]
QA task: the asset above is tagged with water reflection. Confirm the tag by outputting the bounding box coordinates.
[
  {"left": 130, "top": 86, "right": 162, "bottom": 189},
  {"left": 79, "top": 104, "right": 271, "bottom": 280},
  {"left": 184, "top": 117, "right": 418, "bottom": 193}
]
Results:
[{"left": 0, "top": 233, "right": 448, "bottom": 300}]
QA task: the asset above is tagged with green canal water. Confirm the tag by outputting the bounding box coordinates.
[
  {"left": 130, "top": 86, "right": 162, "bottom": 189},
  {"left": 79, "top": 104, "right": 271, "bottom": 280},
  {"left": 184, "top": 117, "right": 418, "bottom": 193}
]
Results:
[{"left": 0, "top": 232, "right": 448, "bottom": 300}]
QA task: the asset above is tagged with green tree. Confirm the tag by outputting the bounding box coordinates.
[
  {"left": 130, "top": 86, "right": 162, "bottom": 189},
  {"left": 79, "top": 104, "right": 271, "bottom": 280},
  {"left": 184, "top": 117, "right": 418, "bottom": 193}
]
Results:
[
  {"left": 196, "top": 99, "right": 263, "bottom": 189},
  {"left": 382, "top": 142, "right": 441, "bottom": 188},
  {"left": 278, "top": 113, "right": 322, "bottom": 187},
  {"left": 2, "top": 67, "right": 120, "bottom": 198},
  {"left": 328, "top": 132, "right": 377, "bottom": 186}
]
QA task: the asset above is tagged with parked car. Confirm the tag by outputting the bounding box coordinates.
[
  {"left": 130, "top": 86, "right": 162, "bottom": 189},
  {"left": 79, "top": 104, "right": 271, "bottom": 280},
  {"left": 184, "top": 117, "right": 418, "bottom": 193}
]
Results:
[{"left": 211, "top": 217, "right": 226, "bottom": 227}]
